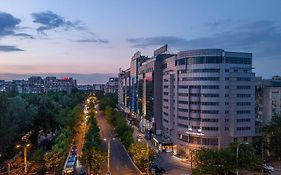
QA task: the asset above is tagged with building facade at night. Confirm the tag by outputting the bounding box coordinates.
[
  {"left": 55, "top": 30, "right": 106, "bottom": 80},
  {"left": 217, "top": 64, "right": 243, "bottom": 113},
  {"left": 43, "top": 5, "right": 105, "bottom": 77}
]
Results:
[{"left": 118, "top": 47, "right": 256, "bottom": 155}]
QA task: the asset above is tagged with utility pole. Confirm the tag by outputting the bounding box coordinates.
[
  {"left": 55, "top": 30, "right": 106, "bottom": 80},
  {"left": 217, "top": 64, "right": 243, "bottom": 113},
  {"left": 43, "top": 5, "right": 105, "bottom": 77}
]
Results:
[
  {"left": 24, "top": 146, "right": 27, "bottom": 175},
  {"left": 8, "top": 163, "right": 11, "bottom": 175},
  {"left": 190, "top": 151, "right": 193, "bottom": 172},
  {"left": 107, "top": 140, "right": 111, "bottom": 175},
  {"left": 16, "top": 143, "right": 30, "bottom": 175},
  {"left": 147, "top": 142, "right": 149, "bottom": 175}
]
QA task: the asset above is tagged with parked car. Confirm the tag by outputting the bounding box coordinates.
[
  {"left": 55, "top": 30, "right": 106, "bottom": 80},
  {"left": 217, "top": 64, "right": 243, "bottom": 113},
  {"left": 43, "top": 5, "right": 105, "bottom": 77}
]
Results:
[{"left": 263, "top": 163, "right": 274, "bottom": 174}]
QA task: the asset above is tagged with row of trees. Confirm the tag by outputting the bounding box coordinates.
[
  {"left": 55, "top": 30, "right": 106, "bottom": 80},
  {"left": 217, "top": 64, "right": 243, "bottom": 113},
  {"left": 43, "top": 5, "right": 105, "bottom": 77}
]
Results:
[
  {"left": 262, "top": 115, "right": 281, "bottom": 161},
  {"left": 192, "top": 143, "right": 261, "bottom": 175},
  {"left": 99, "top": 93, "right": 155, "bottom": 172},
  {"left": 0, "top": 91, "right": 86, "bottom": 167},
  {"left": 80, "top": 97, "right": 105, "bottom": 174}
]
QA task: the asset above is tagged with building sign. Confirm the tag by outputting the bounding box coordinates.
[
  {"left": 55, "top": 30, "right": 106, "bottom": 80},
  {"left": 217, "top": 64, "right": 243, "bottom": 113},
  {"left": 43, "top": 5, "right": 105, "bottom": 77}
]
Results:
[{"left": 154, "top": 44, "right": 167, "bottom": 56}]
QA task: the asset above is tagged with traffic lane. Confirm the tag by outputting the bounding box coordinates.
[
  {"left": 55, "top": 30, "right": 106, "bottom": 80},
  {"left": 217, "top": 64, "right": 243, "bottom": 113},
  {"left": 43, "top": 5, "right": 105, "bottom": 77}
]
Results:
[
  {"left": 96, "top": 110, "right": 114, "bottom": 139},
  {"left": 154, "top": 153, "right": 191, "bottom": 175},
  {"left": 101, "top": 139, "right": 141, "bottom": 175},
  {"left": 96, "top": 110, "right": 141, "bottom": 175}
]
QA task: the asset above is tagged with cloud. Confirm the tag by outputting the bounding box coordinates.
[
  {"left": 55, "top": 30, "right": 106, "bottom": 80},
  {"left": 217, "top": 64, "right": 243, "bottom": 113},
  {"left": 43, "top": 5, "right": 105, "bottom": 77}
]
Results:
[
  {"left": 127, "top": 20, "right": 281, "bottom": 59},
  {"left": 0, "top": 12, "right": 32, "bottom": 38},
  {"left": 31, "top": 11, "right": 82, "bottom": 35},
  {"left": 0, "top": 45, "right": 24, "bottom": 52},
  {"left": 75, "top": 38, "right": 109, "bottom": 44}
]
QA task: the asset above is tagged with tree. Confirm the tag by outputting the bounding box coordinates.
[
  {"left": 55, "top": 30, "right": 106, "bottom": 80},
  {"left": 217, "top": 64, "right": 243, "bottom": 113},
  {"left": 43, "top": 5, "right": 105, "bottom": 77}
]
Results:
[
  {"left": 263, "top": 115, "right": 281, "bottom": 160},
  {"left": 128, "top": 143, "right": 155, "bottom": 172},
  {"left": 192, "top": 144, "right": 261, "bottom": 175},
  {"left": 80, "top": 147, "right": 105, "bottom": 174}
]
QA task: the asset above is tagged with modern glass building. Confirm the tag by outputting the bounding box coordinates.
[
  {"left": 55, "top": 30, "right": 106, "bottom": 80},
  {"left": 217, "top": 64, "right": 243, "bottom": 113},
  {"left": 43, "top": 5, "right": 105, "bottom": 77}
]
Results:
[{"left": 162, "top": 49, "right": 255, "bottom": 156}]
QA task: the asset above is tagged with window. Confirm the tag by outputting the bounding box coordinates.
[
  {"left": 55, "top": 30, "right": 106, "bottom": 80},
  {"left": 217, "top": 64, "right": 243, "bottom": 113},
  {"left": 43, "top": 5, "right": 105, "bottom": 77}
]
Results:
[
  {"left": 201, "top": 102, "right": 219, "bottom": 106},
  {"left": 178, "top": 108, "right": 188, "bottom": 112},
  {"left": 163, "top": 92, "right": 169, "bottom": 95},
  {"left": 225, "top": 69, "right": 229, "bottom": 72},
  {"left": 202, "top": 85, "right": 219, "bottom": 89},
  {"left": 237, "top": 94, "right": 251, "bottom": 98},
  {"left": 237, "top": 110, "right": 251, "bottom": 114},
  {"left": 202, "top": 118, "right": 219, "bottom": 122},
  {"left": 237, "top": 77, "right": 251, "bottom": 81},
  {"left": 202, "top": 94, "right": 219, "bottom": 97},
  {"left": 178, "top": 123, "right": 188, "bottom": 128},
  {"left": 237, "top": 86, "right": 251, "bottom": 89},
  {"left": 201, "top": 110, "right": 219, "bottom": 114},
  {"left": 178, "top": 85, "right": 188, "bottom": 89},
  {"left": 225, "top": 111, "right": 229, "bottom": 114},
  {"left": 237, "top": 127, "right": 251, "bottom": 131},
  {"left": 202, "top": 138, "right": 218, "bottom": 146},
  {"left": 225, "top": 119, "right": 229, "bottom": 122},
  {"left": 178, "top": 100, "right": 188, "bottom": 104},
  {"left": 178, "top": 93, "right": 188, "bottom": 96},
  {"left": 237, "top": 118, "right": 251, "bottom": 122},
  {"left": 190, "top": 69, "right": 220, "bottom": 73},
  {"left": 163, "top": 112, "right": 169, "bottom": 115},
  {"left": 225, "top": 77, "right": 229, "bottom": 81},
  {"left": 237, "top": 102, "right": 251, "bottom": 106},
  {"left": 225, "top": 57, "right": 252, "bottom": 65},
  {"left": 202, "top": 127, "right": 219, "bottom": 131},
  {"left": 176, "top": 58, "right": 186, "bottom": 66},
  {"left": 163, "top": 99, "right": 169, "bottom": 102},
  {"left": 225, "top": 102, "right": 229, "bottom": 105},
  {"left": 225, "top": 127, "right": 229, "bottom": 131},
  {"left": 182, "top": 77, "right": 219, "bottom": 81},
  {"left": 164, "top": 85, "right": 169, "bottom": 88},
  {"left": 178, "top": 116, "right": 189, "bottom": 120},
  {"left": 225, "top": 94, "right": 229, "bottom": 97},
  {"left": 225, "top": 86, "right": 229, "bottom": 89}
]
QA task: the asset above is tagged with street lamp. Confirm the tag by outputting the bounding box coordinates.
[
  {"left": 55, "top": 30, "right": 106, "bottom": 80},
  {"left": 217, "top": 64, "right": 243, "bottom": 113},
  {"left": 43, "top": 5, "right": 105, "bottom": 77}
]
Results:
[
  {"left": 236, "top": 142, "right": 248, "bottom": 175},
  {"left": 16, "top": 143, "right": 30, "bottom": 175},
  {"left": 103, "top": 138, "right": 111, "bottom": 175}
]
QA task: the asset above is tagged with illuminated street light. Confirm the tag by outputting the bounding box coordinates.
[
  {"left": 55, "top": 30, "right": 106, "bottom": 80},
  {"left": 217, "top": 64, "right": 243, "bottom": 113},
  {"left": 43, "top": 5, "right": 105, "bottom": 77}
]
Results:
[
  {"left": 16, "top": 143, "right": 30, "bottom": 175},
  {"left": 103, "top": 138, "right": 111, "bottom": 175}
]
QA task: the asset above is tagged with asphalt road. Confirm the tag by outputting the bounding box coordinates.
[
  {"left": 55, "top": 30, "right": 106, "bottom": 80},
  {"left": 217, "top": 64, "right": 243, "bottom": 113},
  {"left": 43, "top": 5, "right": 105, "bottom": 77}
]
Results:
[
  {"left": 96, "top": 108, "right": 141, "bottom": 175},
  {"left": 132, "top": 125, "right": 191, "bottom": 175}
]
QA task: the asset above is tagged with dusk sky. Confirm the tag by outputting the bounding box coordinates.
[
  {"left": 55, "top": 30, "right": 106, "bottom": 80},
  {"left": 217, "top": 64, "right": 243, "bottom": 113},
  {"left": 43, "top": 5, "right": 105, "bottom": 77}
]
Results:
[{"left": 1, "top": 0, "right": 281, "bottom": 78}]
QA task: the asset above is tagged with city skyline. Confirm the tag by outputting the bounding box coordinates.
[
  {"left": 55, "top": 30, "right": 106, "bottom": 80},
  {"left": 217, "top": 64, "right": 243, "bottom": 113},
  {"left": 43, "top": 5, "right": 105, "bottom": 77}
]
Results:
[{"left": 0, "top": 0, "right": 281, "bottom": 78}]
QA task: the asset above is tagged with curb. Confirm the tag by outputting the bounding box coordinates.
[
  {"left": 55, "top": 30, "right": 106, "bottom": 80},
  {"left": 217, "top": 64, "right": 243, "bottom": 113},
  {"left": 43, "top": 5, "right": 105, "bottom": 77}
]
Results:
[{"left": 120, "top": 144, "right": 146, "bottom": 175}]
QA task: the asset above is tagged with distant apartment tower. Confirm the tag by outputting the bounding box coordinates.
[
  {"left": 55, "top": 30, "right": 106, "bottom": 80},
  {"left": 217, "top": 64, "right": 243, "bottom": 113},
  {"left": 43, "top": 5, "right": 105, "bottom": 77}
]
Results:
[
  {"left": 105, "top": 77, "right": 118, "bottom": 93},
  {"left": 28, "top": 76, "right": 44, "bottom": 93},
  {"left": 256, "top": 76, "right": 281, "bottom": 123},
  {"left": 163, "top": 49, "right": 255, "bottom": 155},
  {"left": 92, "top": 84, "right": 105, "bottom": 91}
]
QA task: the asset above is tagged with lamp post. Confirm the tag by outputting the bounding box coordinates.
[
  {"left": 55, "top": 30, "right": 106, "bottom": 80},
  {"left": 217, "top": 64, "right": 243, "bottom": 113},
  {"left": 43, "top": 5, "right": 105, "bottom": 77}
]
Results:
[
  {"left": 236, "top": 142, "right": 248, "bottom": 175},
  {"left": 104, "top": 138, "right": 111, "bottom": 175},
  {"left": 16, "top": 143, "right": 30, "bottom": 175},
  {"left": 147, "top": 142, "right": 149, "bottom": 175}
]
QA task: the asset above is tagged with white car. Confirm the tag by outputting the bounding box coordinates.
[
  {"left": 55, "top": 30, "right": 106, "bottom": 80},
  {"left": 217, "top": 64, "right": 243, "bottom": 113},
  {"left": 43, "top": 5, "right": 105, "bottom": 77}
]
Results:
[{"left": 263, "top": 164, "right": 274, "bottom": 173}]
